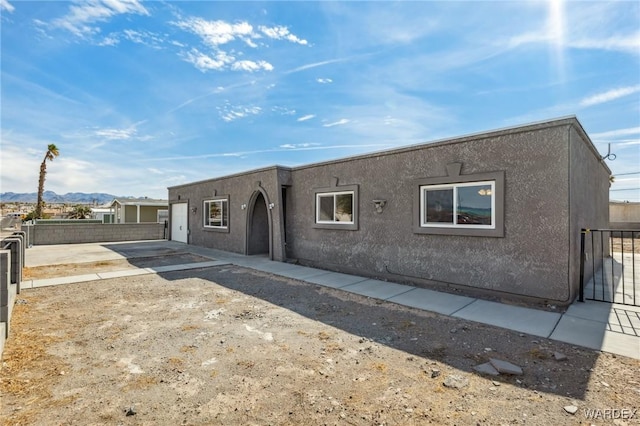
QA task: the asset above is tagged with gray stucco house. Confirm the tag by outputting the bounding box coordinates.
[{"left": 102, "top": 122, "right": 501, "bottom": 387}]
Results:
[{"left": 168, "top": 116, "right": 610, "bottom": 307}]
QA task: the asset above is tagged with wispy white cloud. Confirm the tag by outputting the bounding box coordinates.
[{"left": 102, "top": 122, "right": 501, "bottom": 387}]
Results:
[
  {"left": 609, "top": 139, "right": 640, "bottom": 147},
  {"left": 51, "top": 0, "right": 149, "bottom": 37},
  {"left": 84, "top": 122, "right": 152, "bottom": 148},
  {"left": 98, "top": 35, "right": 119, "bottom": 46},
  {"left": 570, "top": 33, "right": 640, "bottom": 55},
  {"left": 173, "top": 18, "right": 254, "bottom": 48},
  {"left": 0, "top": 136, "right": 161, "bottom": 197},
  {"left": 562, "top": 2, "right": 640, "bottom": 55},
  {"left": 591, "top": 127, "right": 640, "bottom": 140},
  {"left": 97, "top": 29, "right": 166, "bottom": 47},
  {"left": 297, "top": 114, "right": 315, "bottom": 122},
  {"left": 231, "top": 60, "right": 273, "bottom": 72},
  {"left": 258, "top": 25, "right": 308, "bottom": 45},
  {"left": 280, "top": 142, "right": 320, "bottom": 149},
  {"left": 320, "top": 1, "right": 440, "bottom": 47},
  {"left": 142, "top": 143, "right": 391, "bottom": 162},
  {"left": 272, "top": 106, "right": 295, "bottom": 115},
  {"left": 122, "top": 29, "right": 165, "bottom": 48},
  {"left": 323, "top": 119, "right": 350, "bottom": 127},
  {"left": 94, "top": 127, "right": 137, "bottom": 140},
  {"left": 317, "top": 78, "right": 333, "bottom": 84},
  {"left": 1, "top": 0, "right": 14, "bottom": 13},
  {"left": 172, "top": 17, "right": 306, "bottom": 73},
  {"left": 217, "top": 104, "right": 262, "bottom": 122},
  {"left": 580, "top": 85, "right": 640, "bottom": 107},
  {"left": 181, "top": 48, "right": 235, "bottom": 72},
  {"left": 166, "top": 81, "right": 257, "bottom": 114},
  {"left": 286, "top": 57, "right": 354, "bottom": 74},
  {"left": 172, "top": 18, "right": 306, "bottom": 48}
]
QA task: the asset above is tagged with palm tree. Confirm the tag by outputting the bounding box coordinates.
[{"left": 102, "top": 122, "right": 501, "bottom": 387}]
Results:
[
  {"left": 35, "top": 144, "right": 59, "bottom": 219},
  {"left": 68, "top": 205, "right": 92, "bottom": 219}
]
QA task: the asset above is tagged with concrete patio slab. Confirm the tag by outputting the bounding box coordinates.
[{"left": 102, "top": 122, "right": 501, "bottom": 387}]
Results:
[
  {"left": 550, "top": 315, "right": 640, "bottom": 359},
  {"left": 97, "top": 269, "right": 150, "bottom": 279},
  {"left": 387, "top": 287, "right": 475, "bottom": 316},
  {"left": 31, "top": 273, "right": 101, "bottom": 288},
  {"left": 564, "top": 301, "right": 639, "bottom": 337},
  {"left": 304, "top": 272, "right": 369, "bottom": 289},
  {"left": 549, "top": 315, "right": 608, "bottom": 349},
  {"left": 452, "top": 299, "right": 562, "bottom": 338},
  {"left": 564, "top": 300, "right": 620, "bottom": 322},
  {"left": 147, "top": 260, "right": 230, "bottom": 273},
  {"left": 341, "top": 279, "right": 415, "bottom": 300},
  {"left": 613, "top": 309, "right": 640, "bottom": 331},
  {"left": 275, "top": 266, "right": 333, "bottom": 281},
  {"left": 599, "top": 333, "right": 640, "bottom": 359},
  {"left": 248, "top": 261, "right": 310, "bottom": 275},
  {"left": 24, "top": 242, "right": 128, "bottom": 267}
]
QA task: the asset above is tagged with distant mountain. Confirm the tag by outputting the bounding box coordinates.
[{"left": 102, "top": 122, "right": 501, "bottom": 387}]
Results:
[{"left": 0, "top": 191, "right": 142, "bottom": 205}]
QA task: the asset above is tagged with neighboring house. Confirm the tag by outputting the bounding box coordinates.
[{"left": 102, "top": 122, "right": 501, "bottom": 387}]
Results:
[
  {"left": 110, "top": 198, "right": 168, "bottom": 224},
  {"left": 91, "top": 207, "right": 116, "bottom": 223},
  {"left": 168, "top": 117, "right": 610, "bottom": 307},
  {"left": 610, "top": 201, "right": 640, "bottom": 229}
]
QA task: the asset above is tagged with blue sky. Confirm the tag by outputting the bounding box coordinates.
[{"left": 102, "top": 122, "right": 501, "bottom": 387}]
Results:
[{"left": 1, "top": 0, "right": 639, "bottom": 202}]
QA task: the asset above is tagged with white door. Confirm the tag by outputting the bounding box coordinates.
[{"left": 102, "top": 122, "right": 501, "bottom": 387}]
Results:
[{"left": 171, "top": 203, "right": 188, "bottom": 243}]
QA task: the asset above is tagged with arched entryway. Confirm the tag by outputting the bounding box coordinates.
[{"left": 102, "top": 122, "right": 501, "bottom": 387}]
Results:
[{"left": 246, "top": 191, "right": 271, "bottom": 256}]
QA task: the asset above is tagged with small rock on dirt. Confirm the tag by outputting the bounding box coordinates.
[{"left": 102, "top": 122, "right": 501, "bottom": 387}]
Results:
[
  {"left": 443, "top": 375, "right": 469, "bottom": 389},
  {"left": 474, "top": 362, "right": 500, "bottom": 376},
  {"left": 489, "top": 358, "right": 523, "bottom": 375},
  {"left": 563, "top": 405, "right": 578, "bottom": 415},
  {"left": 553, "top": 351, "right": 567, "bottom": 361}
]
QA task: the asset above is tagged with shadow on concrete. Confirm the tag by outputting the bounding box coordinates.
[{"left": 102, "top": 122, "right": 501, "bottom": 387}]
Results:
[
  {"left": 102, "top": 241, "right": 211, "bottom": 268},
  {"left": 584, "top": 256, "right": 640, "bottom": 307}
]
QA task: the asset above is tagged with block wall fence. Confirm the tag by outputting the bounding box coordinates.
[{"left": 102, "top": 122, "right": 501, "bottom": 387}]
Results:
[{"left": 26, "top": 223, "right": 166, "bottom": 245}]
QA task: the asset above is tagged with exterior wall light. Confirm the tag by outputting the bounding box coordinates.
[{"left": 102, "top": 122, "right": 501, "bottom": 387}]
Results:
[
  {"left": 191, "top": 207, "right": 197, "bottom": 214},
  {"left": 241, "top": 204, "right": 247, "bottom": 210},
  {"left": 268, "top": 203, "right": 275, "bottom": 209},
  {"left": 373, "top": 200, "right": 386, "bottom": 214}
]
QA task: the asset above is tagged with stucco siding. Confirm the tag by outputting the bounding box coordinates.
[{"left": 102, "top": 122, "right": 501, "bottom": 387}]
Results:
[
  {"left": 285, "top": 124, "right": 572, "bottom": 303},
  {"left": 169, "top": 166, "right": 288, "bottom": 260},
  {"left": 568, "top": 126, "right": 611, "bottom": 301},
  {"left": 168, "top": 117, "right": 609, "bottom": 306}
]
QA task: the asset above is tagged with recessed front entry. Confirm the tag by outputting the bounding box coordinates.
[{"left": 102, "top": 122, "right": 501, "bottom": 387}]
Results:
[{"left": 247, "top": 192, "right": 270, "bottom": 255}]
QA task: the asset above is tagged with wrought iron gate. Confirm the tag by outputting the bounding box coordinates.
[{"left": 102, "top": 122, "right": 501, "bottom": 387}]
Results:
[{"left": 579, "top": 229, "right": 639, "bottom": 306}]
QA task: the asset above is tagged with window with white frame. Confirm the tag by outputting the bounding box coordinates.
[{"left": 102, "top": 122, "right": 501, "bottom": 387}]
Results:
[
  {"left": 204, "top": 199, "right": 228, "bottom": 228},
  {"left": 316, "top": 191, "right": 354, "bottom": 224},
  {"left": 420, "top": 181, "right": 496, "bottom": 229},
  {"left": 157, "top": 209, "right": 168, "bottom": 223}
]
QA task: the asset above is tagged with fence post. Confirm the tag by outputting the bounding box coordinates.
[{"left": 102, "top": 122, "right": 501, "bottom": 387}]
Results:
[
  {"left": 578, "top": 229, "right": 587, "bottom": 303},
  {"left": 1, "top": 238, "right": 22, "bottom": 294}
]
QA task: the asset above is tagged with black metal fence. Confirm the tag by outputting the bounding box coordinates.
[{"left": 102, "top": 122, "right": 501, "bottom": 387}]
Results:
[{"left": 579, "top": 229, "right": 639, "bottom": 306}]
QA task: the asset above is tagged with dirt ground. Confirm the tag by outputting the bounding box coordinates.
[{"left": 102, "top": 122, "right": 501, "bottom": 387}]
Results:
[
  {"left": 610, "top": 236, "right": 640, "bottom": 254},
  {"left": 1, "top": 262, "right": 639, "bottom": 426}
]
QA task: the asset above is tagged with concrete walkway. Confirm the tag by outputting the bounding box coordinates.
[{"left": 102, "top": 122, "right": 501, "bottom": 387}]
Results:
[{"left": 22, "top": 241, "right": 639, "bottom": 360}]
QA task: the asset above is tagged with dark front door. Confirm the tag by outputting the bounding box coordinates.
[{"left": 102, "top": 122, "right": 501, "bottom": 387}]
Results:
[{"left": 248, "top": 192, "right": 269, "bottom": 255}]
